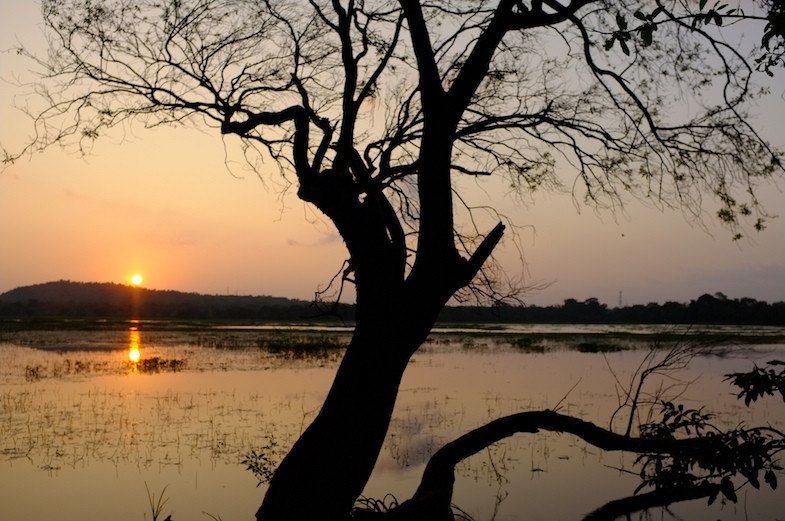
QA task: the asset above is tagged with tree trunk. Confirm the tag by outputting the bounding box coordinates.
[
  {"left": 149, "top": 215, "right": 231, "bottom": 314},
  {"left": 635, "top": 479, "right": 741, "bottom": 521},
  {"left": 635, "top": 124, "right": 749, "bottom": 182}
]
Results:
[{"left": 255, "top": 325, "right": 419, "bottom": 521}]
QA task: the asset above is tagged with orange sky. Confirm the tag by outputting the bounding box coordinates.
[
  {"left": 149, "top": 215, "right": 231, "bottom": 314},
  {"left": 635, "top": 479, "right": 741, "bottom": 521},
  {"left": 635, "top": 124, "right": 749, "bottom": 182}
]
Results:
[{"left": 2, "top": 1, "right": 785, "bottom": 306}]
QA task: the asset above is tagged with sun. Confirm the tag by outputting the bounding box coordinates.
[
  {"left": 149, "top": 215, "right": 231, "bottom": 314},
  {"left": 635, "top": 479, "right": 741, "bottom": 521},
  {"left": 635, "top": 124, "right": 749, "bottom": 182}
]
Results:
[{"left": 131, "top": 274, "right": 143, "bottom": 286}]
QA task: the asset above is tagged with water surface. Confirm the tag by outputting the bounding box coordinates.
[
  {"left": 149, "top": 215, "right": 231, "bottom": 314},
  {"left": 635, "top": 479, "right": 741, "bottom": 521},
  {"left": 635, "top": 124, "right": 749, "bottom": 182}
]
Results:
[{"left": 1, "top": 322, "right": 783, "bottom": 520}]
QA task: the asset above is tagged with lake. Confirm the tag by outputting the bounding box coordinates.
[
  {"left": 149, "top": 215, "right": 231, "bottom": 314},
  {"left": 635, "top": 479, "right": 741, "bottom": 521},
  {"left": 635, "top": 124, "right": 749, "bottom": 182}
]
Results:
[{"left": 1, "top": 321, "right": 784, "bottom": 521}]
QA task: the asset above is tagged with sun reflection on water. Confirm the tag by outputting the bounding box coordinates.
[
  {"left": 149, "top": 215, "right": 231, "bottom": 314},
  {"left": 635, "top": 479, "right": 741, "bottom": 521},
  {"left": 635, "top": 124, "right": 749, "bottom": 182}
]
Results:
[{"left": 128, "top": 327, "right": 141, "bottom": 364}]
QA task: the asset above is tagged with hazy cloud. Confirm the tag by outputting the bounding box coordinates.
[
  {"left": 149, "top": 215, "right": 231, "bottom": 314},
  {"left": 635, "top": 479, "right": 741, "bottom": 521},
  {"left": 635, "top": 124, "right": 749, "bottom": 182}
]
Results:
[{"left": 287, "top": 233, "right": 341, "bottom": 247}]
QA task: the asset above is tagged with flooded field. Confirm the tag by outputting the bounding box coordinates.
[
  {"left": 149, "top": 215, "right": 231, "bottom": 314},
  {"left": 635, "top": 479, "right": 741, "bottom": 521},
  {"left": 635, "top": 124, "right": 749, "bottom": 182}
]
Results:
[{"left": 1, "top": 321, "right": 784, "bottom": 521}]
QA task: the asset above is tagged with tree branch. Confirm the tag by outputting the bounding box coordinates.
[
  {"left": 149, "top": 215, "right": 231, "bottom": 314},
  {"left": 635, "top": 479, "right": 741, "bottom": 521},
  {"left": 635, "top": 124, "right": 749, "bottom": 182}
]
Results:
[
  {"left": 402, "top": 408, "right": 778, "bottom": 516},
  {"left": 399, "top": 0, "right": 444, "bottom": 106}
]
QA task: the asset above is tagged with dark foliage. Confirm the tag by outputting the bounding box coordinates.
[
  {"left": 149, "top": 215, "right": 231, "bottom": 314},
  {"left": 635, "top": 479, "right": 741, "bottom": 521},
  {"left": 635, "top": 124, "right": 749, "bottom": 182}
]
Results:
[
  {"left": 637, "top": 402, "right": 784, "bottom": 503},
  {"left": 439, "top": 293, "right": 785, "bottom": 325},
  {"left": 726, "top": 359, "right": 785, "bottom": 405}
]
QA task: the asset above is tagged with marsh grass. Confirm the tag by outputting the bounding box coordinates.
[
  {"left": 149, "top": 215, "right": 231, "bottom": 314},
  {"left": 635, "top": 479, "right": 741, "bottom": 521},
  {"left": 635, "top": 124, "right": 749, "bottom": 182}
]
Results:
[
  {"left": 351, "top": 494, "right": 401, "bottom": 519},
  {"left": 22, "top": 356, "right": 187, "bottom": 381},
  {"left": 263, "top": 334, "right": 345, "bottom": 353},
  {"left": 188, "top": 331, "right": 350, "bottom": 351},
  {"left": 575, "top": 341, "right": 625, "bottom": 353},
  {"left": 508, "top": 336, "right": 546, "bottom": 353},
  {"left": 129, "top": 357, "right": 187, "bottom": 373},
  {"left": 0, "top": 379, "right": 299, "bottom": 474},
  {"left": 144, "top": 482, "right": 171, "bottom": 521}
]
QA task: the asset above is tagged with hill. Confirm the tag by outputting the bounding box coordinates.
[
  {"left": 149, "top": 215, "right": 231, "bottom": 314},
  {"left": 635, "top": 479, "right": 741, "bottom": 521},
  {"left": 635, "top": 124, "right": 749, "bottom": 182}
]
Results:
[{"left": 0, "top": 280, "right": 327, "bottom": 320}]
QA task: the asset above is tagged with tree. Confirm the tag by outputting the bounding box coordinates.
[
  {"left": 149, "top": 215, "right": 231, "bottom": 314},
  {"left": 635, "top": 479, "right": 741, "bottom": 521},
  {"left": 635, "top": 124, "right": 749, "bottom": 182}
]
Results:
[{"left": 3, "top": 1, "right": 784, "bottom": 520}]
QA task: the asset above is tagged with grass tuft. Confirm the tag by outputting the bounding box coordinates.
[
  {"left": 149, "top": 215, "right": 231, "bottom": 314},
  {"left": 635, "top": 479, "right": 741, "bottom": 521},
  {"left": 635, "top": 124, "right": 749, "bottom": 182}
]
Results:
[{"left": 145, "top": 482, "right": 171, "bottom": 521}]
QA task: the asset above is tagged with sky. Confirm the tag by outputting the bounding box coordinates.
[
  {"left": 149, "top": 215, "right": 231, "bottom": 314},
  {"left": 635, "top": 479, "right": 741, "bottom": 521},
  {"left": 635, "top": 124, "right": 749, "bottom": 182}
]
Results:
[{"left": 1, "top": 1, "right": 785, "bottom": 307}]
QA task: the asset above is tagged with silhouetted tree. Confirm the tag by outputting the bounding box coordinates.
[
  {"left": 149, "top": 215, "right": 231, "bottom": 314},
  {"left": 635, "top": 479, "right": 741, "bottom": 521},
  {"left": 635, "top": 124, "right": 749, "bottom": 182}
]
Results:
[{"left": 4, "top": 1, "right": 785, "bottom": 520}]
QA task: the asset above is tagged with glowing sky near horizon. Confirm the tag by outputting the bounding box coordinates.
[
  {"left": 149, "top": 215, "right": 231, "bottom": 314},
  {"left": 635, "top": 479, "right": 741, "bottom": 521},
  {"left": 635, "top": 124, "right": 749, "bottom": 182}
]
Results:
[{"left": 1, "top": 1, "right": 784, "bottom": 307}]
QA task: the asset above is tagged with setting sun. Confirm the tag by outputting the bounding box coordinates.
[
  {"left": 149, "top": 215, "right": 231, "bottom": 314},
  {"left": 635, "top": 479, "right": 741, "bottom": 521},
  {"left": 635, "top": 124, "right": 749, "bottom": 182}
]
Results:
[{"left": 131, "top": 274, "right": 143, "bottom": 286}]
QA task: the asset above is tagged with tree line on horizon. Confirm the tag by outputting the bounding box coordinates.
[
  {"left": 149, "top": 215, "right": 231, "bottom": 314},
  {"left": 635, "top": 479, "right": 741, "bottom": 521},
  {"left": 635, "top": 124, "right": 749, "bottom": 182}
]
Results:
[
  {"left": 0, "top": 281, "right": 782, "bottom": 325},
  {"left": 445, "top": 293, "right": 785, "bottom": 325}
]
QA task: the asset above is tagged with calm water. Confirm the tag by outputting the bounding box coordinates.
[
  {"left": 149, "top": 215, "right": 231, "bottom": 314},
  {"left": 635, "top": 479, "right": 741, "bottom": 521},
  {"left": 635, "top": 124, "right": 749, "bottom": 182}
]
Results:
[{"left": 1, "top": 323, "right": 784, "bottom": 521}]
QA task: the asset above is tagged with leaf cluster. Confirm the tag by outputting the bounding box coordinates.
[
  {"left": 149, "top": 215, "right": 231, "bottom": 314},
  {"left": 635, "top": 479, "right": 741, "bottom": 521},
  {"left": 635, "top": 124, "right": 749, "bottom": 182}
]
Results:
[
  {"left": 241, "top": 437, "right": 282, "bottom": 487},
  {"left": 757, "top": 0, "right": 785, "bottom": 74},
  {"left": 604, "top": 1, "right": 741, "bottom": 56},
  {"left": 691, "top": 0, "right": 737, "bottom": 30},
  {"left": 635, "top": 400, "right": 784, "bottom": 505},
  {"left": 639, "top": 402, "right": 713, "bottom": 439},
  {"left": 604, "top": 7, "right": 663, "bottom": 55},
  {"left": 725, "top": 359, "right": 785, "bottom": 406}
]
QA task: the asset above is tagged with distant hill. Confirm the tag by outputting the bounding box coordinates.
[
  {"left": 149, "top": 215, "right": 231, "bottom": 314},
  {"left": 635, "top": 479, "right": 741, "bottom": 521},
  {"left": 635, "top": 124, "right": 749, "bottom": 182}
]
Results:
[{"left": 0, "top": 280, "right": 331, "bottom": 320}]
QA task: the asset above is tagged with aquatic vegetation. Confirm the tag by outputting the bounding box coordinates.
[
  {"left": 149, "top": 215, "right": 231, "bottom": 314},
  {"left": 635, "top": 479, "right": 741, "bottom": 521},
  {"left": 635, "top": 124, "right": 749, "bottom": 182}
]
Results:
[
  {"left": 508, "top": 336, "right": 546, "bottom": 353},
  {"left": 144, "top": 483, "right": 171, "bottom": 521},
  {"left": 242, "top": 436, "right": 284, "bottom": 487},
  {"left": 127, "top": 356, "right": 186, "bottom": 373},
  {"left": 350, "top": 495, "right": 401, "bottom": 520},
  {"left": 21, "top": 356, "right": 185, "bottom": 381},
  {"left": 576, "top": 341, "right": 625, "bottom": 353},
  {"left": 262, "top": 334, "right": 346, "bottom": 353}
]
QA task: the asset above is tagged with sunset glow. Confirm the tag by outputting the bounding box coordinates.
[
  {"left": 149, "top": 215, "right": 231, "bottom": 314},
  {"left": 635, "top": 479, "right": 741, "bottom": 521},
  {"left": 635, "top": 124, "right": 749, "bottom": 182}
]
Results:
[
  {"left": 1, "top": 0, "right": 784, "bottom": 307},
  {"left": 131, "top": 274, "right": 143, "bottom": 286}
]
